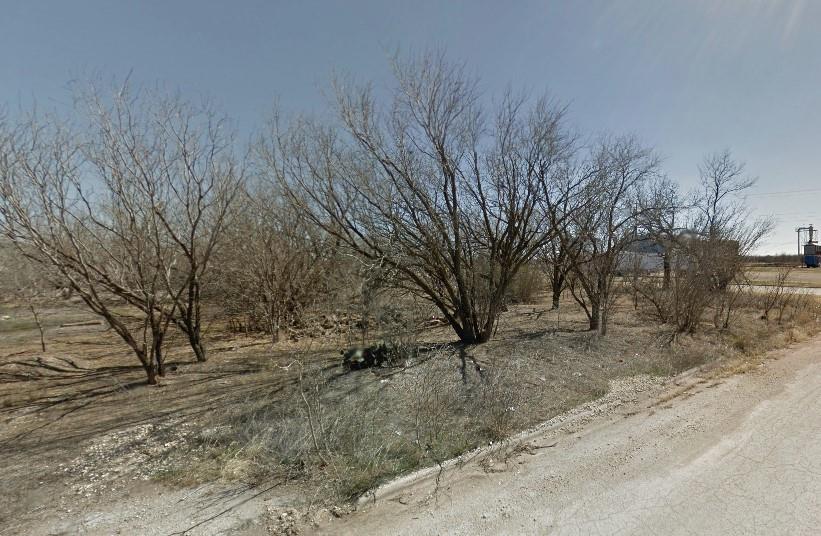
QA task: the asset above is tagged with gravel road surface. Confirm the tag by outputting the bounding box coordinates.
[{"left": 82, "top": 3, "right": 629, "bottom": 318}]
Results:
[{"left": 318, "top": 339, "right": 821, "bottom": 535}]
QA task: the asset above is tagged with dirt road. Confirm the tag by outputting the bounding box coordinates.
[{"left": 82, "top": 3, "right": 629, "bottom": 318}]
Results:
[{"left": 319, "top": 339, "right": 821, "bottom": 535}]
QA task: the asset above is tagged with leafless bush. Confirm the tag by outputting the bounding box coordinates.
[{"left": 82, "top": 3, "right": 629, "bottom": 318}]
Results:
[
  {"left": 634, "top": 151, "right": 771, "bottom": 334},
  {"left": 760, "top": 267, "right": 793, "bottom": 322},
  {"left": 261, "top": 51, "right": 574, "bottom": 344},
  {"left": 761, "top": 287, "right": 818, "bottom": 326},
  {"left": 507, "top": 264, "right": 545, "bottom": 304},
  {"left": 78, "top": 84, "right": 244, "bottom": 363},
  {"left": 0, "top": 114, "right": 173, "bottom": 383},
  {"left": 466, "top": 362, "right": 529, "bottom": 439},
  {"left": 211, "top": 185, "right": 340, "bottom": 342},
  {"left": 0, "top": 242, "right": 52, "bottom": 350}
]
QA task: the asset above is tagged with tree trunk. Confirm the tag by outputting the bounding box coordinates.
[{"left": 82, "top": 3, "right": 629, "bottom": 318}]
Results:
[
  {"left": 268, "top": 308, "right": 281, "bottom": 344},
  {"left": 663, "top": 255, "right": 671, "bottom": 290},
  {"left": 155, "top": 335, "right": 166, "bottom": 377},
  {"left": 144, "top": 357, "right": 158, "bottom": 385},
  {"left": 190, "top": 335, "right": 207, "bottom": 362},
  {"left": 186, "top": 279, "right": 207, "bottom": 361},
  {"left": 441, "top": 291, "right": 502, "bottom": 345},
  {"left": 589, "top": 301, "right": 601, "bottom": 331},
  {"left": 476, "top": 322, "right": 494, "bottom": 344},
  {"left": 551, "top": 269, "right": 565, "bottom": 309},
  {"left": 450, "top": 314, "right": 492, "bottom": 344},
  {"left": 458, "top": 331, "right": 478, "bottom": 344},
  {"left": 149, "top": 312, "right": 167, "bottom": 376},
  {"left": 454, "top": 323, "right": 483, "bottom": 344},
  {"left": 181, "top": 320, "right": 207, "bottom": 362},
  {"left": 588, "top": 272, "right": 609, "bottom": 333},
  {"left": 29, "top": 304, "right": 46, "bottom": 352},
  {"left": 171, "top": 314, "right": 207, "bottom": 362},
  {"left": 596, "top": 274, "right": 609, "bottom": 336}
]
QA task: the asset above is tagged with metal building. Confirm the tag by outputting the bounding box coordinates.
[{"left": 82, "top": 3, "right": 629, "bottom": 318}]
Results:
[{"left": 797, "top": 225, "right": 819, "bottom": 267}]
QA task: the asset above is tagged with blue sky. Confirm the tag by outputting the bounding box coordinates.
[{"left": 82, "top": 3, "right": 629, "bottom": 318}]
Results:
[{"left": 2, "top": 0, "right": 819, "bottom": 253}]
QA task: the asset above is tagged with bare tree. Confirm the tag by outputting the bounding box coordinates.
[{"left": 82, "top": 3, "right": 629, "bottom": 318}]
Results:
[
  {"left": 0, "top": 116, "right": 174, "bottom": 383},
  {"left": 261, "top": 52, "right": 572, "bottom": 344},
  {"left": 0, "top": 242, "right": 50, "bottom": 351},
  {"left": 563, "top": 136, "right": 661, "bottom": 335},
  {"left": 632, "top": 151, "right": 771, "bottom": 334},
  {"left": 539, "top": 164, "right": 588, "bottom": 310},
  {"left": 0, "top": 84, "right": 243, "bottom": 382},
  {"left": 640, "top": 177, "right": 683, "bottom": 289},
  {"left": 629, "top": 177, "right": 685, "bottom": 323},
  {"left": 79, "top": 84, "right": 244, "bottom": 362},
  {"left": 540, "top": 237, "right": 575, "bottom": 310},
  {"left": 693, "top": 151, "right": 771, "bottom": 329},
  {"left": 213, "top": 184, "right": 335, "bottom": 342}
]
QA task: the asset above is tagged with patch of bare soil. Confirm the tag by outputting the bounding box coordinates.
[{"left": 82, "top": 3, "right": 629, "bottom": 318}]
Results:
[{"left": 0, "top": 304, "right": 329, "bottom": 535}]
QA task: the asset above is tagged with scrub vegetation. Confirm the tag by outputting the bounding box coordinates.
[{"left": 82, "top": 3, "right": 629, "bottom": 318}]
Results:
[{"left": 1, "top": 52, "right": 818, "bottom": 526}]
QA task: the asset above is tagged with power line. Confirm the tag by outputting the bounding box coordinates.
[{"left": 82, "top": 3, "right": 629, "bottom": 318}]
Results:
[
  {"left": 746, "top": 188, "right": 821, "bottom": 197},
  {"left": 762, "top": 211, "right": 815, "bottom": 215}
]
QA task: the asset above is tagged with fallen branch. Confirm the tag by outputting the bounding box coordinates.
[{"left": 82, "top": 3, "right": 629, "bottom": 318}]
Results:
[{"left": 59, "top": 320, "right": 103, "bottom": 328}]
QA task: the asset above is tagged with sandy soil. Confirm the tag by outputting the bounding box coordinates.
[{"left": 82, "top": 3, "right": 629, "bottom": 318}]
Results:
[{"left": 314, "top": 337, "right": 821, "bottom": 535}]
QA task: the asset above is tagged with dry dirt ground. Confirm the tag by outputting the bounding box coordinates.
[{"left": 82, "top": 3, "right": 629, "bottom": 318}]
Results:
[
  {"left": 746, "top": 266, "right": 821, "bottom": 289},
  {"left": 314, "top": 337, "right": 821, "bottom": 536},
  {"left": 0, "top": 290, "right": 817, "bottom": 535},
  {"left": 0, "top": 304, "right": 314, "bottom": 536},
  {"left": 0, "top": 296, "right": 658, "bottom": 535}
]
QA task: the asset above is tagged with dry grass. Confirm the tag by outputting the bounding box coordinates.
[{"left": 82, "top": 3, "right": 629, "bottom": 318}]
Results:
[
  {"left": 165, "top": 351, "right": 529, "bottom": 501},
  {"left": 2, "top": 282, "right": 819, "bottom": 517},
  {"left": 165, "top": 289, "right": 821, "bottom": 505},
  {"left": 745, "top": 266, "right": 821, "bottom": 289}
]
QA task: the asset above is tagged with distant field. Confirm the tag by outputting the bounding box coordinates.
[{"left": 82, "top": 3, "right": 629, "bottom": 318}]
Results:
[{"left": 746, "top": 266, "right": 821, "bottom": 288}]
